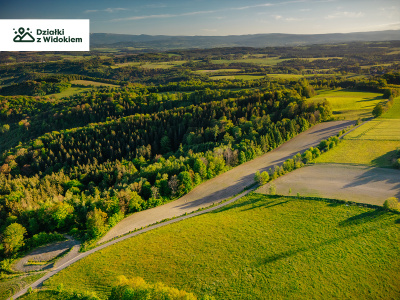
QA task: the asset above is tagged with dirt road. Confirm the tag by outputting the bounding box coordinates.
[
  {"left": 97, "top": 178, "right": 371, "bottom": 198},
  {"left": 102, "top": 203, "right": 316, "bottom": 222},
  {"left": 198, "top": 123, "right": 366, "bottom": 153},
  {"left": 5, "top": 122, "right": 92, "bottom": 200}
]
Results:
[{"left": 99, "top": 120, "right": 354, "bottom": 244}]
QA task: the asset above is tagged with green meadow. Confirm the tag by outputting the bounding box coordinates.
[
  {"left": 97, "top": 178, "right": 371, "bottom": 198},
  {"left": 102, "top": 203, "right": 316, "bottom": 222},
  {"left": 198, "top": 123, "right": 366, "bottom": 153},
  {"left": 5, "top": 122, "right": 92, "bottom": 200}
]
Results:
[
  {"left": 70, "top": 80, "right": 119, "bottom": 87},
  {"left": 47, "top": 86, "right": 92, "bottom": 99},
  {"left": 41, "top": 194, "right": 400, "bottom": 300},
  {"left": 0, "top": 273, "right": 44, "bottom": 300},
  {"left": 315, "top": 96, "right": 400, "bottom": 166},
  {"left": 311, "top": 89, "right": 384, "bottom": 120}
]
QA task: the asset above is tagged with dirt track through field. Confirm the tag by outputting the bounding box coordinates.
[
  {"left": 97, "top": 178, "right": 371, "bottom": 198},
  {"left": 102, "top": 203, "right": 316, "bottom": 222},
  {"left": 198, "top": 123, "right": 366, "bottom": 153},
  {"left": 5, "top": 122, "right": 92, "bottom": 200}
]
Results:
[
  {"left": 257, "top": 164, "right": 400, "bottom": 205},
  {"left": 99, "top": 120, "right": 354, "bottom": 244}
]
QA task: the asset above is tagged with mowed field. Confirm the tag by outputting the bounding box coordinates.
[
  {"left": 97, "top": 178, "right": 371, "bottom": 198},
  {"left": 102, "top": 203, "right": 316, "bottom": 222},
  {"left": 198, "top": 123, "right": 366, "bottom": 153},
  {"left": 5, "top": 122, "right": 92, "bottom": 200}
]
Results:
[
  {"left": 70, "top": 80, "right": 119, "bottom": 87},
  {"left": 210, "top": 75, "right": 265, "bottom": 80},
  {"left": 257, "top": 164, "right": 400, "bottom": 205},
  {"left": 38, "top": 194, "right": 400, "bottom": 300},
  {"left": 311, "top": 89, "right": 384, "bottom": 120},
  {"left": 47, "top": 86, "right": 91, "bottom": 99},
  {"left": 315, "top": 96, "right": 400, "bottom": 166}
]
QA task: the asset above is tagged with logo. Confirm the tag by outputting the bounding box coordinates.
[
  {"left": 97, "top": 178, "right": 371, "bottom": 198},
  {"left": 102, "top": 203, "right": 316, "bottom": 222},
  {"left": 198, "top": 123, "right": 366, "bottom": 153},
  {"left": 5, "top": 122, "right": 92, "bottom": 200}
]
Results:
[
  {"left": 13, "top": 27, "right": 35, "bottom": 42},
  {"left": 0, "top": 20, "right": 90, "bottom": 51}
]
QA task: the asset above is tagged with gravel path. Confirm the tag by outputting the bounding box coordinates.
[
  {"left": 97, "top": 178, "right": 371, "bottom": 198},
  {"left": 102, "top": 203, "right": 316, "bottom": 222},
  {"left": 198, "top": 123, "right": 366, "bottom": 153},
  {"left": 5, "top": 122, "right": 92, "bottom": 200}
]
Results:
[{"left": 13, "top": 236, "right": 80, "bottom": 273}]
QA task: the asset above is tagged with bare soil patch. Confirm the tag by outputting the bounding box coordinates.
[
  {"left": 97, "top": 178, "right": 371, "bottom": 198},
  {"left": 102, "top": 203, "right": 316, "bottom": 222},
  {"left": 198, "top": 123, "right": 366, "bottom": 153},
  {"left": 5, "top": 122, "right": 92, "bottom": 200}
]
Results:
[{"left": 257, "top": 164, "right": 400, "bottom": 205}]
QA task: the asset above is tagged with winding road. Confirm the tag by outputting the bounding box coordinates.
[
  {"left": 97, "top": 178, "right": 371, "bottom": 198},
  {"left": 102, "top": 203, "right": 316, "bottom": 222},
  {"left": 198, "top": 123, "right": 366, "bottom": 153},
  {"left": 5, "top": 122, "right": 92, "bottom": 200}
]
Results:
[{"left": 8, "top": 120, "right": 354, "bottom": 300}]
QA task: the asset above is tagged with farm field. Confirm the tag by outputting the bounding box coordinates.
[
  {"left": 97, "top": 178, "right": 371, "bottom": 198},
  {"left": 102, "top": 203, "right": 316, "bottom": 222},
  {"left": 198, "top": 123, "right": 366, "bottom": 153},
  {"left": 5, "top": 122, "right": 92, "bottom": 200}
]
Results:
[
  {"left": 314, "top": 140, "right": 400, "bottom": 167},
  {"left": 47, "top": 86, "right": 92, "bottom": 99},
  {"left": 257, "top": 164, "right": 400, "bottom": 204},
  {"left": 211, "top": 57, "right": 288, "bottom": 65},
  {"left": 311, "top": 89, "right": 384, "bottom": 120},
  {"left": 209, "top": 75, "right": 264, "bottom": 80},
  {"left": 40, "top": 194, "right": 400, "bottom": 300},
  {"left": 70, "top": 80, "right": 119, "bottom": 87},
  {"left": 315, "top": 96, "right": 400, "bottom": 166},
  {"left": 112, "top": 60, "right": 187, "bottom": 69}
]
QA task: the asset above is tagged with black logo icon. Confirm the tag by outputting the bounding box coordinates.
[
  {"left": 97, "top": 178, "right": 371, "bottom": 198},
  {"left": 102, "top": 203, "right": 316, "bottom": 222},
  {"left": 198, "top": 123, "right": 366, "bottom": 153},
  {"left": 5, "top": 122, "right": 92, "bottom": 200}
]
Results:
[{"left": 13, "top": 27, "right": 35, "bottom": 42}]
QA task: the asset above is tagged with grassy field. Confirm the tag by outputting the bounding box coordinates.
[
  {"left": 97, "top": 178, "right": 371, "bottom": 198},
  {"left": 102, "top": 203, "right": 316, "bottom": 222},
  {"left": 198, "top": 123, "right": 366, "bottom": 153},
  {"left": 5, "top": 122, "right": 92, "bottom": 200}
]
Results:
[
  {"left": 210, "top": 75, "right": 264, "bottom": 80},
  {"left": 42, "top": 194, "right": 400, "bottom": 300},
  {"left": 194, "top": 69, "right": 241, "bottom": 73},
  {"left": 315, "top": 96, "right": 400, "bottom": 166},
  {"left": 47, "top": 87, "right": 92, "bottom": 99},
  {"left": 344, "top": 119, "right": 400, "bottom": 140},
  {"left": 0, "top": 273, "right": 44, "bottom": 300},
  {"left": 112, "top": 61, "right": 187, "bottom": 69},
  {"left": 71, "top": 80, "right": 119, "bottom": 87},
  {"left": 211, "top": 57, "right": 287, "bottom": 66},
  {"left": 314, "top": 140, "right": 400, "bottom": 167},
  {"left": 311, "top": 89, "right": 384, "bottom": 120}
]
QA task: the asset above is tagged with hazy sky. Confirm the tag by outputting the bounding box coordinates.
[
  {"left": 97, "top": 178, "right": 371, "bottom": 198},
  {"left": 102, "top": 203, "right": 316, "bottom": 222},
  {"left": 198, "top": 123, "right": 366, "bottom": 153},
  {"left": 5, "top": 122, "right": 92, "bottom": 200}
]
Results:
[{"left": 1, "top": 0, "right": 399, "bottom": 35}]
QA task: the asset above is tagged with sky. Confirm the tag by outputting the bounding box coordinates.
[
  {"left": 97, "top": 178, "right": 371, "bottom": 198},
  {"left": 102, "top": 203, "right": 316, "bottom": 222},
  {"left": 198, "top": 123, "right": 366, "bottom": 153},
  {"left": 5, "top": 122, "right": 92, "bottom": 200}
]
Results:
[{"left": 1, "top": 0, "right": 399, "bottom": 36}]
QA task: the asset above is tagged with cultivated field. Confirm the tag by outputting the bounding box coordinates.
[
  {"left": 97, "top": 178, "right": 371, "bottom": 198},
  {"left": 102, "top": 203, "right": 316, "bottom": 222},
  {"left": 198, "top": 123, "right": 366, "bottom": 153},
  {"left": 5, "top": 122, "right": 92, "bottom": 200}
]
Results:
[
  {"left": 311, "top": 89, "right": 384, "bottom": 120},
  {"left": 257, "top": 164, "right": 400, "bottom": 205},
  {"left": 315, "top": 96, "right": 400, "bottom": 166},
  {"left": 70, "top": 80, "right": 119, "bottom": 87},
  {"left": 98, "top": 120, "right": 353, "bottom": 244},
  {"left": 210, "top": 75, "right": 264, "bottom": 80},
  {"left": 47, "top": 86, "right": 91, "bottom": 99},
  {"left": 314, "top": 140, "right": 400, "bottom": 167},
  {"left": 41, "top": 194, "right": 400, "bottom": 300}
]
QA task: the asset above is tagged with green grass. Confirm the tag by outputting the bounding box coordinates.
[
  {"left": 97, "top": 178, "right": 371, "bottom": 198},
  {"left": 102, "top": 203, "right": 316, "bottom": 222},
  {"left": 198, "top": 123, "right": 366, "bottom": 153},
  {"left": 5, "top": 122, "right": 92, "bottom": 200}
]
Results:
[
  {"left": 311, "top": 89, "right": 384, "bottom": 120},
  {"left": 380, "top": 97, "right": 400, "bottom": 119},
  {"left": 43, "top": 194, "right": 400, "bottom": 300},
  {"left": 71, "top": 80, "right": 119, "bottom": 87},
  {"left": 313, "top": 140, "right": 400, "bottom": 167},
  {"left": 211, "top": 57, "right": 287, "bottom": 66},
  {"left": 0, "top": 273, "right": 44, "bottom": 300},
  {"left": 210, "top": 75, "right": 264, "bottom": 80},
  {"left": 194, "top": 69, "right": 241, "bottom": 74},
  {"left": 47, "top": 87, "right": 92, "bottom": 99},
  {"left": 344, "top": 119, "right": 400, "bottom": 141},
  {"left": 112, "top": 61, "right": 187, "bottom": 69}
]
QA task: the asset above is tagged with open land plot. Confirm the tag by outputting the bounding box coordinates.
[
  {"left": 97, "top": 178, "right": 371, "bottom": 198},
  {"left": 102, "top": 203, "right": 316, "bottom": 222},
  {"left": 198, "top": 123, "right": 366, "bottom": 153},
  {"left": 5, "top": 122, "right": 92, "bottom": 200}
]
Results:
[
  {"left": 257, "top": 164, "right": 400, "bottom": 205},
  {"left": 209, "top": 75, "right": 264, "bottom": 80},
  {"left": 47, "top": 87, "right": 91, "bottom": 99},
  {"left": 344, "top": 119, "right": 400, "bottom": 140},
  {"left": 70, "top": 80, "right": 119, "bottom": 87},
  {"left": 380, "top": 96, "right": 400, "bottom": 119},
  {"left": 98, "top": 120, "right": 353, "bottom": 244},
  {"left": 311, "top": 89, "right": 384, "bottom": 120},
  {"left": 1, "top": 274, "right": 44, "bottom": 300},
  {"left": 113, "top": 60, "right": 187, "bottom": 69},
  {"left": 194, "top": 69, "right": 241, "bottom": 73},
  {"left": 40, "top": 194, "right": 400, "bottom": 300},
  {"left": 211, "top": 57, "right": 288, "bottom": 65},
  {"left": 314, "top": 140, "right": 400, "bottom": 167}
]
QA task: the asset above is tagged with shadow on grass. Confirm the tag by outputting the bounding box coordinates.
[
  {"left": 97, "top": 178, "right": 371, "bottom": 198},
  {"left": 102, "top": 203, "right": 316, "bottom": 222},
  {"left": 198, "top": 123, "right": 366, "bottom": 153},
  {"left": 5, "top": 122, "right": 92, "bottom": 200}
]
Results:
[
  {"left": 211, "top": 194, "right": 289, "bottom": 213},
  {"left": 370, "top": 149, "right": 398, "bottom": 167},
  {"left": 338, "top": 209, "right": 386, "bottom": 227}
]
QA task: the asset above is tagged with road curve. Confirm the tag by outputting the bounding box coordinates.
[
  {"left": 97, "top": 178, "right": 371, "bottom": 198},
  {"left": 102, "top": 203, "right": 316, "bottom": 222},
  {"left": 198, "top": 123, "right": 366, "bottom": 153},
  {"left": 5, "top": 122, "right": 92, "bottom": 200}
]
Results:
[{"left": 8, "top": 120, "right": 353, "bottom": 300}]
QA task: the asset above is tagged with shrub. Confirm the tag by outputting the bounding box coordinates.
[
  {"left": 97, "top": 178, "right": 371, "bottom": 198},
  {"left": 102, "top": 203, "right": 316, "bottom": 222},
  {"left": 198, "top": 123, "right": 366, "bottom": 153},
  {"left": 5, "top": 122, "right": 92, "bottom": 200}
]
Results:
[
  {"left": 269, "top": 184, "right": 277, "bottom": 195},
  {"left": 383, "top": 197, "right": 400, "bottom": 211}
]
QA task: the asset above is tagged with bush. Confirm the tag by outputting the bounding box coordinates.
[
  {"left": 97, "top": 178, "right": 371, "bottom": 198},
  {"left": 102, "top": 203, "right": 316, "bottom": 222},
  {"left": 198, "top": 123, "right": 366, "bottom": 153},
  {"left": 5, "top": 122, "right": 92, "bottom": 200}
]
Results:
[
  {"left": 26, "top": 232, "right": 65, "bottom": 249},
  {"left": 269, "top": 184, "right": 277, "bottom": 195},
  {"left": 383, "top": 197, "right": 400, "bottom": 211},
  {"left": 254, "top": 171, "right": 269, "bottom": 185}
]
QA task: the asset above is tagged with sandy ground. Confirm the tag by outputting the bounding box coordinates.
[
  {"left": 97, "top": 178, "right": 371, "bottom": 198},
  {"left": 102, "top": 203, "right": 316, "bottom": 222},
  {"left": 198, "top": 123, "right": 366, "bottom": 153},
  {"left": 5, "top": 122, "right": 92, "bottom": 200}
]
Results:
[
  {"left": 99, "top": 120, "right": 354, "bottom": 244},
  {"left": 257, "top": 164, "right": 400, "bottom": 205},
  {"left": 13, "top": 236, "right": 80, "bottom": 273}
]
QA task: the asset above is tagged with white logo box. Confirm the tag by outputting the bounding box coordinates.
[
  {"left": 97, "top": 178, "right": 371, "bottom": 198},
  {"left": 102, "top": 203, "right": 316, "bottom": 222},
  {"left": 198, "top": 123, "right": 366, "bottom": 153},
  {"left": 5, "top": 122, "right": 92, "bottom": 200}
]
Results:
[{"left": 0, "top": 19, "right": 90, "bottom": 51}]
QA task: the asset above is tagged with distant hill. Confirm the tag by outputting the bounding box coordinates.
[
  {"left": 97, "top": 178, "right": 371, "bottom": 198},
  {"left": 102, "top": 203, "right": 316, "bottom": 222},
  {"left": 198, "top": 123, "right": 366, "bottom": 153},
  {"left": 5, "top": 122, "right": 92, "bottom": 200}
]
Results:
[{"left": 90, "top": 30, "right": 400, "bottom": 50}]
